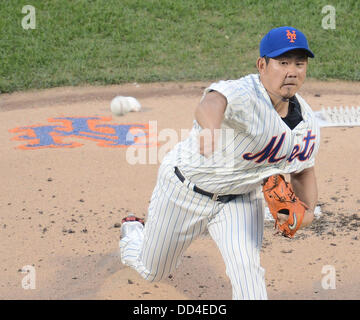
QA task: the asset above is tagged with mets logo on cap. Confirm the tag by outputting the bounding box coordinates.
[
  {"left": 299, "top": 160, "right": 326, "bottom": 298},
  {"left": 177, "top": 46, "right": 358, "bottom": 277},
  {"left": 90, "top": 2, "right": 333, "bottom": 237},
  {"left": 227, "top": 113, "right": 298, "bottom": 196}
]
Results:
[{"left": 286, "top": 29, "right": 296, "bottom": 43}]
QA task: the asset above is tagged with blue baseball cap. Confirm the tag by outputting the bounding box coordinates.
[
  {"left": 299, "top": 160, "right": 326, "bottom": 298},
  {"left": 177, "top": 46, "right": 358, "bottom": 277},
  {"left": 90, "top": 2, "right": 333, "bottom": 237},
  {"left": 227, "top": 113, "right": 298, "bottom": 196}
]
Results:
[{"left": 260, "top": 26, "right": 314, "bottom": 58}]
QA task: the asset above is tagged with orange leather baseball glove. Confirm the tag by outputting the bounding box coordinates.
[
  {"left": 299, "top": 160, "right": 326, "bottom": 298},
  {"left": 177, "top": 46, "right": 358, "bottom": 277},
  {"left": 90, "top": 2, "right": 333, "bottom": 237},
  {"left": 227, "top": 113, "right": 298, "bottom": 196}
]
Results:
[{"left": 262, "top": 174, "right": 308, "bottom": 238}]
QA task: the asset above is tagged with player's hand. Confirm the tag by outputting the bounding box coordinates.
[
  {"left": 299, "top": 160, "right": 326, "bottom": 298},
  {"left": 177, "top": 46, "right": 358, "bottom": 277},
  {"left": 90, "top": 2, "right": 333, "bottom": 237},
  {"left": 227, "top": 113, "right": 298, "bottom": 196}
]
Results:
[
  {"left": 198, "top": 129, "right": 220, "bottom": 158},
  {"left": 301, "top": 210, "right": 314, "bottom": 228},
  {"left": 274, "top": 210, "right": 314, "bottom": 235},
  {"left": 274, "top": 212, "right": 289, "bottom": 235},
  {"left": 277, "top": 212, "right": 289, "bottom": 225}
]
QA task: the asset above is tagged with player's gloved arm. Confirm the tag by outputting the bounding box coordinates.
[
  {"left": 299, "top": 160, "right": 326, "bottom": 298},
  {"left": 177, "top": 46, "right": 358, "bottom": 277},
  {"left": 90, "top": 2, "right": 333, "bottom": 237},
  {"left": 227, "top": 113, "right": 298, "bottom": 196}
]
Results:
[
  {"left": 290, "top": 166, "right": 318, "bottom": 228},
  {"left": 195, "top": 91, "right": 227, "bottom": 157}
]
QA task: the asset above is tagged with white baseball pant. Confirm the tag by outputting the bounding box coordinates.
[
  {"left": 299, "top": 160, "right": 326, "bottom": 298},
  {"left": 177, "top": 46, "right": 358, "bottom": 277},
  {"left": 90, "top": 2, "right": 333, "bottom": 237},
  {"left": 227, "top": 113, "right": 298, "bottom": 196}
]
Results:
[{"left": 119, "top": 162, "right": 268, "bottom": 300}]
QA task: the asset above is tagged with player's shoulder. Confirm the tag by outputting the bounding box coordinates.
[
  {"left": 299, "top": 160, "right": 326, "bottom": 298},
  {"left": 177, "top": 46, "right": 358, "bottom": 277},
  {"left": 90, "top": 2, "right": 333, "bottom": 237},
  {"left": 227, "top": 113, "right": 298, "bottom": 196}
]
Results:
[
  {"left": 208, "top": 74, "right": 258, "bottom": 91},
  {"left": 205, "top": 74, "right": 259, "bottom": 104}
]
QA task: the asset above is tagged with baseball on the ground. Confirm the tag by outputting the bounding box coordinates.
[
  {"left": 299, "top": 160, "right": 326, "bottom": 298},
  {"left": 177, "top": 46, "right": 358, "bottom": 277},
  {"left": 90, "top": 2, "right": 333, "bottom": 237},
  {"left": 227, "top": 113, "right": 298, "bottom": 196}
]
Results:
[{"left": 110, "top": 96, "right": 142, "bottom": 116}]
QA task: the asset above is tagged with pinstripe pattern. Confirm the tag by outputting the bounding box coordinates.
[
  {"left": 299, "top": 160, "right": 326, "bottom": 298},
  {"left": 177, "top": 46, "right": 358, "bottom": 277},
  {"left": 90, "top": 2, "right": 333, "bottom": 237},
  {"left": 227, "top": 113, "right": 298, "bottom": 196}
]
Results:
[
  {"left": 120, "top": 162, "right": 220, "bottom": 282},
  {"left": 207, "top": 188, "right": 267, "bottom": 299},
  {"left": 120, "top": 163, "right": 267, "bottom": 299},
  {"left": 168, "top": 74, "right": 320, "bottom": 194},
  {"left": 119, "top": 73, "right": 319, "bottom": 300}
]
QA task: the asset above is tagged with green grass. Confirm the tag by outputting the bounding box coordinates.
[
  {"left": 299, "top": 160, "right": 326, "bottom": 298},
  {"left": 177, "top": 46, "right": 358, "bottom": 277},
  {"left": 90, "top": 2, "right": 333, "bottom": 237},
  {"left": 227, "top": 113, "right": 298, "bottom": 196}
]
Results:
[{"left": 1, "top": 0, "right": 359, "bottom": 93}]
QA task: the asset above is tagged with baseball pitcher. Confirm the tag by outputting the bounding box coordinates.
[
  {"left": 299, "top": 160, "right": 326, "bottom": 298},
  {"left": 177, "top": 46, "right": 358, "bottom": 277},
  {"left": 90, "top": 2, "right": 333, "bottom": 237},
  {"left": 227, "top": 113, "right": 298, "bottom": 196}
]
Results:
[{"left": 119, "top": 26, "right": 320, "bottom": 300}]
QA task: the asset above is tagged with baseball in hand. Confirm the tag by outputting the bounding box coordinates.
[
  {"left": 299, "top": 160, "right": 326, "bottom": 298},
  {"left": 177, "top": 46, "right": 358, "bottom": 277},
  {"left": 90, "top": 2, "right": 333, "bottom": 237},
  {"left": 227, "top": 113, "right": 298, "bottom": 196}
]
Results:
[{"left": 110, "top": 96, "right": 142, "bottom": 116}]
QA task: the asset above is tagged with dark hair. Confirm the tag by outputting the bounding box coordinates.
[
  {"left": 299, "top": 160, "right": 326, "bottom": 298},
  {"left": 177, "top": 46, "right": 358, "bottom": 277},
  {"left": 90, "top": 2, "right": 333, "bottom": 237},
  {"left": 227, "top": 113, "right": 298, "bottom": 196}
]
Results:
[{"left": 264, "top": 50, "right": 308, "bottom": 65}]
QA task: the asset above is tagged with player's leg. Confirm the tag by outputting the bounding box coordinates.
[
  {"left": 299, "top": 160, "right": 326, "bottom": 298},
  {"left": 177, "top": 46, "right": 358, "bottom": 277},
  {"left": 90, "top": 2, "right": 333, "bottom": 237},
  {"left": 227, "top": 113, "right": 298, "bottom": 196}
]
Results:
[
  {"left": 120, "top": 163, "right": 219, "bottom": 282},
  {"left": 207, "top": 187, "right": 267, "bottom": 300}
]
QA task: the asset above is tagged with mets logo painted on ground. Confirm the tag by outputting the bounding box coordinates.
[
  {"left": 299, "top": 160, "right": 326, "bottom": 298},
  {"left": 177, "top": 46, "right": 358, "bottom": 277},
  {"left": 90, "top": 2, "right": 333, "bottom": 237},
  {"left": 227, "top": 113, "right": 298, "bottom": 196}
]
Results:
[{"left": 9, "top": 116, "right": 157, "bottom": 150}]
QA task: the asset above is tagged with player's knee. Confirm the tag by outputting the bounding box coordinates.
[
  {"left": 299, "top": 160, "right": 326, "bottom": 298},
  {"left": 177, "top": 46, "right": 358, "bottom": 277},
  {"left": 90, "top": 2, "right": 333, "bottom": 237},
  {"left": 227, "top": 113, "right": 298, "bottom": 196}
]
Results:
[
  {"left": 139, "top": 267, "right": 170, "bottom": 282},
  {"left": 140, "top": 254, "right": 178, "bottom": 282},
  {"left": 143, "top": 272, "right": 168, "bottom": 282}
]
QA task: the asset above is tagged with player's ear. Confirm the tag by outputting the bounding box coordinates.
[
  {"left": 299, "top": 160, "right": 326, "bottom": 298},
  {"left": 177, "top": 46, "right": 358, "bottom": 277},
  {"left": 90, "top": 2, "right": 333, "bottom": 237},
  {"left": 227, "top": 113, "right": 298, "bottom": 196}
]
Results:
[{"left": 256, "top": 57, "right": 266, "bottom": 73}]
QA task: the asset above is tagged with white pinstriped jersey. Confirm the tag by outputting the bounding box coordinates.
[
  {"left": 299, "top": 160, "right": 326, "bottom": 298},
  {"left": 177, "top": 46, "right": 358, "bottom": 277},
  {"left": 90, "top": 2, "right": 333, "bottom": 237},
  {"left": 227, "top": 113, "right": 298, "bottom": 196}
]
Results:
[{"left": 162, "top": 73, "right": 320, "bottom": 195}]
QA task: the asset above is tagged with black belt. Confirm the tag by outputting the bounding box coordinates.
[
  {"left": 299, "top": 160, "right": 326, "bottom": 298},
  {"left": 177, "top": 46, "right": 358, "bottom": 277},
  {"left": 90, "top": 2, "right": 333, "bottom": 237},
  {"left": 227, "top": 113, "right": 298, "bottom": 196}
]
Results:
[{"left": 174, "top": 167, "right": 238, "bottom": 203}]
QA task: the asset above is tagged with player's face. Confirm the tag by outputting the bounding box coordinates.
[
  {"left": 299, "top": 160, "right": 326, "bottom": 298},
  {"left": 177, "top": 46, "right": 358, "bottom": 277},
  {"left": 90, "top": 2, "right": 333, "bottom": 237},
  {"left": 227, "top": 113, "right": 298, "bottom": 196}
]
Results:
[{"left": 258, "top": 52, "right": 308, "bottom": 100}]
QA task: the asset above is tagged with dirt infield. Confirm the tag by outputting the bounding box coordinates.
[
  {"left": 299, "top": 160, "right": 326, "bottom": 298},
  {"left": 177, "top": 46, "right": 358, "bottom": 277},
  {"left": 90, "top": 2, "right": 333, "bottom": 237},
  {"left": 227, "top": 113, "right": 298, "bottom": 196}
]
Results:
[{"left": 1, "top": 79, "right": 360, "bottom": 300}]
